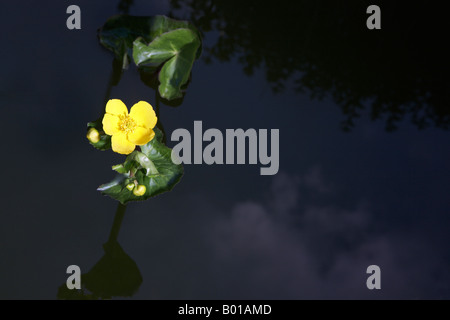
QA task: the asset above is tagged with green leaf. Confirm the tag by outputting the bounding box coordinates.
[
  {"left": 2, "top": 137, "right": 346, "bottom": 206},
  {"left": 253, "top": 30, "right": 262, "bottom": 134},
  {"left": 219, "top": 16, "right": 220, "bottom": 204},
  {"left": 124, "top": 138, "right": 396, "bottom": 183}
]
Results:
[
  {"left": 126, "top": 151, "right": 159, "bottom": 175},
  {"left": 133, "top": 29, "right": 201, "bottom": 100},
  {"left": 112, "top": 164, "right": 127, "bottom": 174},
  {"left": 87, "top": 119, "right": 111, "bottom": 151},
  {"left": 98, "top": 15, "right": 202, "bottom": 66},
  {"left": 138, "top": 70, "right": 188, "bottom": 108},
  {"left": 97, "top": 127, "right": 183, "bottom": 204}
]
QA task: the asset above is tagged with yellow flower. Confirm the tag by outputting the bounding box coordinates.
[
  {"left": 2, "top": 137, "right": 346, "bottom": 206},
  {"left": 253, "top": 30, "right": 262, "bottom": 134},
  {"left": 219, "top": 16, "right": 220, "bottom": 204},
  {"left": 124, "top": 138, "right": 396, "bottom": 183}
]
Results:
[{"left": 102, "top": 99, "right": 157, "bottom": 155}]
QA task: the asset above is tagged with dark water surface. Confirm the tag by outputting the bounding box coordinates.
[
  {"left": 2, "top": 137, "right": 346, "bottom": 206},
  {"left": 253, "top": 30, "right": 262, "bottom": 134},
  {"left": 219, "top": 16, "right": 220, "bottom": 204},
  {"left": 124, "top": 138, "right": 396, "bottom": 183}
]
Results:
[{"left": 0, "top": 0, "right": 449, "bottom": 299}]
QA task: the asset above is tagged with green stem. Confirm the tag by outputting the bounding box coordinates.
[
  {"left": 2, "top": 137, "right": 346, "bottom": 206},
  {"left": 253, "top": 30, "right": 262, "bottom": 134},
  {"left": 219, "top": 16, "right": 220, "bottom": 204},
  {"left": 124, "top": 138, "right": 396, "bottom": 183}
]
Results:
[{"left": 108, "top": 203, "right": 127, "bottom": 243}]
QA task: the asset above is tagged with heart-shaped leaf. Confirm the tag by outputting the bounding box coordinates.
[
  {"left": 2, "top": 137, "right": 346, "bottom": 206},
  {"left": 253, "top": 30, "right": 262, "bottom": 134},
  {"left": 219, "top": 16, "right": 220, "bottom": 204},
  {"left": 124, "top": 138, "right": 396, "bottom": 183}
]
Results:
[{"left": 133, "top": 29, "right": 201, "bottom": 100}]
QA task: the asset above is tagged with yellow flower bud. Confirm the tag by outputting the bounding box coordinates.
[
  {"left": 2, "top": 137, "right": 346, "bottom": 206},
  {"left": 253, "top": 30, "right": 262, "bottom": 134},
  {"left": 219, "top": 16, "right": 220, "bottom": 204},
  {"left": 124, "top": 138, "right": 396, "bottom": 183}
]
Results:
[
  {"left": 87, "top": 128, "right": 100, "bottom": 144},
  {"left": 126, "top": 183, "right": 135, "bottom": 191},
  {"left": 133, "top": 185, "right": 146, "bottom": 196}
]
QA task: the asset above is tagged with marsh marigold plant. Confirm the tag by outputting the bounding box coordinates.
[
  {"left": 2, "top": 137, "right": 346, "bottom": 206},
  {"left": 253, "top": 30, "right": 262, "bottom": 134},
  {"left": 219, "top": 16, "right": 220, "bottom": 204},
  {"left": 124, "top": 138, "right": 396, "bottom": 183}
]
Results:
[
  {"left": 87, "top": 15, "right": 200, "bottom": 203},
  {"left": 102, "top": 99, "right": 157, "bottom": 154}
]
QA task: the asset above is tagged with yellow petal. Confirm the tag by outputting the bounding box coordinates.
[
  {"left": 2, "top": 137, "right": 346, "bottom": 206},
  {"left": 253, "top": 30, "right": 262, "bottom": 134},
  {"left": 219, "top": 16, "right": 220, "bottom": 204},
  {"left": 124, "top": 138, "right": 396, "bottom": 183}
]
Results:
[
  {"left": 129, "top": 101, "right": 157, "bottom": 129},
  {"left": 102, "top": 114, "right": 119, "bottom": 135},
  {"left": 111, "top": 132, "right": 135, "bottom": 155},
  {"left": 128, "top": 127, "right": 155, "bottom": 145},
  {"left": 106, "top": 99, "right": 128, "bottom": 116}
]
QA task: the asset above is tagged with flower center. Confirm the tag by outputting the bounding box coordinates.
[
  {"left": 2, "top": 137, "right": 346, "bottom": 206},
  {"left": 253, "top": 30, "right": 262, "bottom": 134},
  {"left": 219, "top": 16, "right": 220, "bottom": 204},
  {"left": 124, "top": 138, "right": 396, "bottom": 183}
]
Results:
[{"left": 118, "top": 114, "right": 136, "bottom": 134}]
